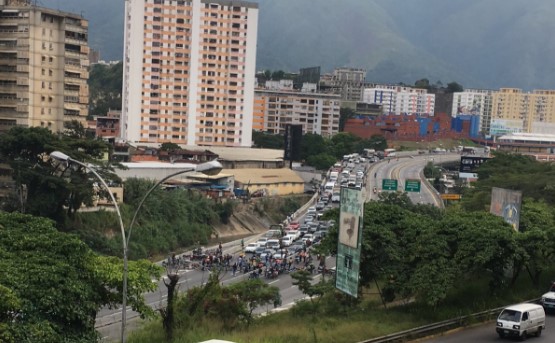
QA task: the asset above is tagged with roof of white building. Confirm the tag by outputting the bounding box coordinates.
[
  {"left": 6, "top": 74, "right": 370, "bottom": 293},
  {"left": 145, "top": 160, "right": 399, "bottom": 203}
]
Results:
[
  {"left": 223, "top": 168, "right": 304, "bottom": 185},
  {"left": 127, "top": 143, "right": 284, "bottom": 162},
  {"left": 498, "top": 133, "right": 555, "bottom": 143}
]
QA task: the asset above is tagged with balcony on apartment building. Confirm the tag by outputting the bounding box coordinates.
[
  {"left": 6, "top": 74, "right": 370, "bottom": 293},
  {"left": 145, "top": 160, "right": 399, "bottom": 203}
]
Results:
[
  {"left": 64, "top": 17, "right": 87, "bottom": 32},
  {"left": 64, "top": 31, "right": 87, "bottom": 46},
  {"left": 0, "top": 51, "right": 17, "bottom": 65}
]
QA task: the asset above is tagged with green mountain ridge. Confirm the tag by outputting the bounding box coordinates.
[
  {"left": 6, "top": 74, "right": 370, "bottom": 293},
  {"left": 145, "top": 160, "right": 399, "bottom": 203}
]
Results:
[{"left": 38, "top": 0, "right": 555, "bottom": 89}]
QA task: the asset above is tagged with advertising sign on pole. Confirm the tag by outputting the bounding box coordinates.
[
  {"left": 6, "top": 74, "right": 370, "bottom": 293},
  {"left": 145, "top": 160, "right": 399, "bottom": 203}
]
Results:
[
  {"left": 490, "top": 187, "right": 522, "bottom": 231},
  {"left": 336, "top": 187, "right": 364, "bottom": 298}
]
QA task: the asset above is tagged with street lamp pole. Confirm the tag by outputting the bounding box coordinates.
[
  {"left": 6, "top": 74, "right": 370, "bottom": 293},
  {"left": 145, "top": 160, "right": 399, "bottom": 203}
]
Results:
[
  {"left": 127, "top": 160, "right": 222, "bottom": 247},
  {"left": 50, "top": 152, "right": 222, "bottom": 343},
  {"left": 49, "top": 151, "right": 129, "bottom": 343}
]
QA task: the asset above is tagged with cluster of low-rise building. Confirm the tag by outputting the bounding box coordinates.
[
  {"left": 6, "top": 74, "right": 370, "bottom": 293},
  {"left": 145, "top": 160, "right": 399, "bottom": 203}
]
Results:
[{"left": 2, "top": 0, "right": 555, "bottom": 161}]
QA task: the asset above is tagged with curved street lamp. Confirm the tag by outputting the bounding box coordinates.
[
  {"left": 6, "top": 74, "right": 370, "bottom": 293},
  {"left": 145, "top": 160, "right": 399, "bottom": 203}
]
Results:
[
  {"left": 127, "top": 159, "right": 223, "bottom": 250},
  {"left": 49, "top": 151, "right": 222, "bottom": 343},
  {"left": 50, "top": 151, "right": 129, "bottom": 343}
]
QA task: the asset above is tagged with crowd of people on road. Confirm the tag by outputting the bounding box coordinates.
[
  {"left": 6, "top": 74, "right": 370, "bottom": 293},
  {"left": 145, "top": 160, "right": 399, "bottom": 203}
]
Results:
[{"left": 163, "top": 241, "right": 323, "bottom": 281}]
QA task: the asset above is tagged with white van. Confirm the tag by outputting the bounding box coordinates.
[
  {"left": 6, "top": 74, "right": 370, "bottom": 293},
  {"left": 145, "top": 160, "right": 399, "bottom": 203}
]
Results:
[
  {"left": 496, "top": 303, "right": 545, "bottom": 339},
  {"left": 324, "top": 182, "right": 335, "bottom": 194}
]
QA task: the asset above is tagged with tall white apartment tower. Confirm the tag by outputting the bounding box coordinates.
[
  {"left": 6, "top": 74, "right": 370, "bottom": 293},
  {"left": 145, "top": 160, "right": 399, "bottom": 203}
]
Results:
[{"left": 121, "top": 0, "right": 258, "bottom": 147}]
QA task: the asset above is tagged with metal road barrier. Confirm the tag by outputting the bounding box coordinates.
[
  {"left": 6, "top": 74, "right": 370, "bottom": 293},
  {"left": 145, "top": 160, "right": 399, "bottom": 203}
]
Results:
[{"left": 356, "top": 299, "right": 540, "bottom": 343}]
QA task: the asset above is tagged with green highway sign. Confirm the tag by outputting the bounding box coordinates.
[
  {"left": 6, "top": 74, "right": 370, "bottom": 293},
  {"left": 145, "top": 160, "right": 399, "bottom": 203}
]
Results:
[
  {"left": 382, "top": 179, "right": 398, "bottom": 191},
  {"left": 404, "top": 179, "right": 421, "bottom": 192}
]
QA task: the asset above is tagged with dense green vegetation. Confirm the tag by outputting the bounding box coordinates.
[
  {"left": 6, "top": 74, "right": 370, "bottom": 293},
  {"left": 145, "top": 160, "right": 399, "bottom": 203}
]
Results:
[
  {"left": 253, "top": 130, "right": 387, "bottom": 170},
  {"left": 0, "top": 213, "right": 161, "bottom": 343},
  {"left": 0, "top": 125, "right": 114, "bottom": 224},
  {"left": 88, "top": 62, "right": 123, "bottom": 117},
  {"left": 461, "top": 152, "right": 555, "bottom": 210}
]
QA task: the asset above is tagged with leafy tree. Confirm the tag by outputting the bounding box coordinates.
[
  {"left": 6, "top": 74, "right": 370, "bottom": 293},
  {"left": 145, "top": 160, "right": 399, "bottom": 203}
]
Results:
[
  {"left": 339, "top": 107, "right": 356, "bottom": 132},
  {"left": 0, "top": 126, "right": 113, "bottom": 224},
  {"left": 423, "top": 161, "right": 441, "bottom": 179},
  {"left": 447, "top": 81, "right": 464, "bottom": 93},
  {"left": 159, "top": 142, "right": 180, "bottom": 152},
  {"left": 271, "top": 70, "right": 285, "bottom": 80},
  {"left": 446, "top": 212, "right": 517, "bottom": 294},
  {"left": 515, "top": 200, "right": 555, "bottom": 287},
  {"left": 300, "top": 133, "right": 328, "bottom": 160},
  {"left": 320, "top": 200, "right": 523, "bottom": 306},
  {"left": 414, "top": 78, "right": 430, "bottom": 89},
  {"left": 306, "top": 153, "right": 336, "bottom": 171},
  {"left": 177, "top": 273, "right": 279, "bottom": 330},
  {"left": 263, "top": 69, "right": 271, "bottom": 80},
  {"left": 355, "top": 135, "right": 388, "bottom": 152},
  {"left": 0, "top": 212, "right": 162, "bottom": 342},
  {"left": 377, "top": 191, "right": 412, "bottom": 207},
  {"left": 461, "top": 152, "right": 555, "bottom": 211},
  {"left": 88, "top": 62, "right": 123, "bottom": 117},
  {"left": 228, "top": 278, "right": 281, "bottom": 326},
  {"left": 330, "top": 132, "right": 362, "bottom": 159},
  {"left": 252, "top": 130, "right": 284, "bottom": 149},
  {"left": 291, "top": 270, "right": 331, "bottom": 304},
  {"left": 121, "top": 178, "right": 219, "bottom": 259}
]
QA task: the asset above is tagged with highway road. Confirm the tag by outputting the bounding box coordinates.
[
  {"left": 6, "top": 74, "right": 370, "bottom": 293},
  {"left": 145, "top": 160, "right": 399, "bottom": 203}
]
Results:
[
  {"left": 366, "top": 153, "right": 460, "bottom": 206},
  {"left": 96, "top": 152, "right": 460, "bottom": 341},
  {"left": 96, "top": 237, "right": 336, "bottom": 342},
  {"left": 420, "top": 313, "right": 555, "bottom": 342}
]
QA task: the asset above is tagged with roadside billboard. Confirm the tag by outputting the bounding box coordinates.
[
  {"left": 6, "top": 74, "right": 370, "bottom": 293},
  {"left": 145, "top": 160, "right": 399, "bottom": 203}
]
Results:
[
  {"left": 336, "top": 187, "right": 364, "bottom": 298},
  {"left": 459, "top": 156, "right": 490, "bottom": 179},
  {"left": 284, "top": 124, "right": 302, "bottom": 161},
  {"left": 490, "top": 187, "right": 522, "bottom": 231}
]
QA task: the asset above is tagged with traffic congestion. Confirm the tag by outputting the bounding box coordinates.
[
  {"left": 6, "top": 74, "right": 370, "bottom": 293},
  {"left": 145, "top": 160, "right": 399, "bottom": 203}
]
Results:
[{"left": 238, "top": 152, "right": 373, "bottom": 280}]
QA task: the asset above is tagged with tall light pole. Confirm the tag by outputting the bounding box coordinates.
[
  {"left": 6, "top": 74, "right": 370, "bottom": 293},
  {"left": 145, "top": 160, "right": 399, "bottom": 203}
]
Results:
[
  {"left": 49, "top": 151, "right": 222, "bottom": 343},
  {"left": 127, "top": 159, "right": 223, "bottom": 248},
  {"left": 50, "top": 151, "right": 129, "bottom": 343}
]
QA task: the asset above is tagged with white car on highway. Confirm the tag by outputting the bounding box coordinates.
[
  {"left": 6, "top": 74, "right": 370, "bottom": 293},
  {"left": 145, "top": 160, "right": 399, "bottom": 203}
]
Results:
[
  {"left": 281, "top": 235, "right": 295, "bottom": 247},
  {"left": 244, "top": 243, "right": 259, "bottom": 253}
]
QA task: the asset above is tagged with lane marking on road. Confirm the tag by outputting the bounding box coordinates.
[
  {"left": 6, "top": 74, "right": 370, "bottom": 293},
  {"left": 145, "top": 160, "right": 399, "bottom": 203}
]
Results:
[{"left": 268, "top": 279, "right": 280, "bottom": 285}]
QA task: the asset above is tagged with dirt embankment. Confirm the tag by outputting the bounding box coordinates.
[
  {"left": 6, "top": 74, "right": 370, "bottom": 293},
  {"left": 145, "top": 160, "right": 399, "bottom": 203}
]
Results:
[
  {"left": 212, "top": 195, "right": 311, "bottom": 240},
  {"left": 212, "top": 202, "right": 271, "bottom": 239}
]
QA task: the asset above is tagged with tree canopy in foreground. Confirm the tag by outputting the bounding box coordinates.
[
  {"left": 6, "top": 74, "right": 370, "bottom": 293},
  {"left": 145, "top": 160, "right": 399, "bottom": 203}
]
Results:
[{"left": 0, "top": 213, "right": 162, "bottom": 343}]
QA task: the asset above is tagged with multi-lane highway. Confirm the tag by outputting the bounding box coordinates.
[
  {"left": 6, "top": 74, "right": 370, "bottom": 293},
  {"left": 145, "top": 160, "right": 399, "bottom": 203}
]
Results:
[
  {"left": 97, "top": 152, "right": 461, "bottom": 341},
  {"left": 366, "top": 153, "right": 460, "bottom": 206}
]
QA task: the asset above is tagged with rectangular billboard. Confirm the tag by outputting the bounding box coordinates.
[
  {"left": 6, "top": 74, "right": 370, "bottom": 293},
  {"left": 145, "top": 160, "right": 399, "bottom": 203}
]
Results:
[
  {"left": 336, "top": 187, "right": 364, "bottom": 298},
  {"left": 490, "top": 187, "right": 522, "bottom": 231},
  {"left": 459, "top": 156, "right": 490, "bottom": 179},
  {"left": 283, "top": 124, "right": 302, "bottom": 161}
]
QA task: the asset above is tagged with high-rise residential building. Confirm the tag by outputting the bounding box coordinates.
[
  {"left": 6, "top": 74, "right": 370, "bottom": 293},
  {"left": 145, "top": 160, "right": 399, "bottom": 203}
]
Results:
[
  {"left": 0, "top": 0, "right": 89, "bottom": 133},
  {"left": 362, "top": 85, "right": 435, "bottom": 115},
  {"left": 319, "top": 67, "right": 370, "bottom": 105},
  {"left": 253, "top": 82, "right": 340, "bottom": 137},
  {"left": 121, "top": 0, "right": 258, "bottom": 147},
  {"left": 451, "top": 89, "right": 493, "bottom": 135},
  {"left": 492, "top": 88, "right": 555, "bottom": 134}
]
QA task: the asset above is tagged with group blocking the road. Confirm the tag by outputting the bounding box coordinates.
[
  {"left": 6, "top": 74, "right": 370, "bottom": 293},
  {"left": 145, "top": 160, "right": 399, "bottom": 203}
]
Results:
[{"left": 162, "top": 243, "right": 332, "bottom": 281}]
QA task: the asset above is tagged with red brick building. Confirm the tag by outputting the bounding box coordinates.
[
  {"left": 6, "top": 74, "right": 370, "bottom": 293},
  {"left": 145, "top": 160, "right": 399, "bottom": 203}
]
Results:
[{"left": 344, "top": 113, "right": 470, "bottom": 142}]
